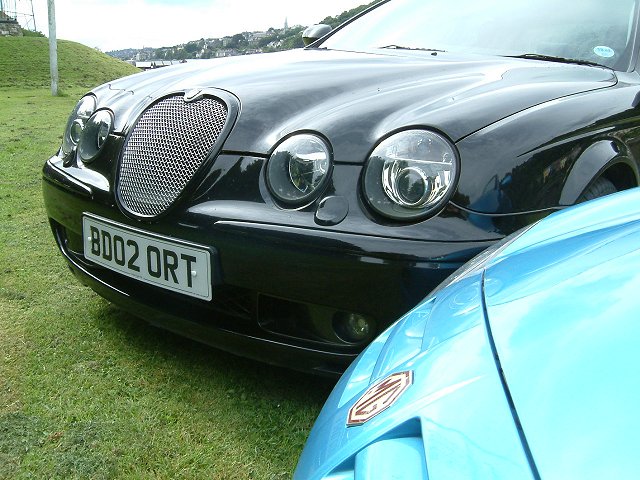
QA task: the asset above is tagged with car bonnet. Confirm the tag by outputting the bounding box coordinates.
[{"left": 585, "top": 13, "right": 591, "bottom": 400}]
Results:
[
  {"left": 295, "top": 271, "right": 536, "bottom": 479},
  {"left": 483, "top": 188, "right": 640, "bottom": 478},
  {"left": 97, "top": 48, "right": 616, "bottom": 164}
]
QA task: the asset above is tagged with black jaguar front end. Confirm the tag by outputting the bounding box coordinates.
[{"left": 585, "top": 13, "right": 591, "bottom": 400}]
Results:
[
  {"left": 44, "top": 0, "right": 639, "bottom": 374},
  {"left": 42, "top": 53, "right": 503, "bottom": 374},
  {"left": 45, "top": 89, "right": 499, "bottom": 374}
]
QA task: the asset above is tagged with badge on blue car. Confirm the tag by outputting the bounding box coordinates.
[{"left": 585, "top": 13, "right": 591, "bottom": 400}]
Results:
[{"left": 347, "top": 370, "right": 413, "bottom": 426}]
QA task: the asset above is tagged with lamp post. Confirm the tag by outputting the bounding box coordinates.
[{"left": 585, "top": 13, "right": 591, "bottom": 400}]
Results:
[{"left": 48, "top": 0, "right": 58, "bottom": 96}]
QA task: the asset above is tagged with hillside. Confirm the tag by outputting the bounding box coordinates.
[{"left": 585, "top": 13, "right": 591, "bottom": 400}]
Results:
[{"left": 0, "top": 37, "right": 140, "bottom": 89}]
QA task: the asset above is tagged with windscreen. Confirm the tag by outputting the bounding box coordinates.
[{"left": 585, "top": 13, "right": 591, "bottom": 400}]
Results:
[{"left": 320, "top": 0, "right": 638, "bottom": 70}]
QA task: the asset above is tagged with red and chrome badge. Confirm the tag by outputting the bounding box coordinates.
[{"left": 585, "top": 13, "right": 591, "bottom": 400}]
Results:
[{"left": 347, "top": 370, "right": 413, "bottom": 426}]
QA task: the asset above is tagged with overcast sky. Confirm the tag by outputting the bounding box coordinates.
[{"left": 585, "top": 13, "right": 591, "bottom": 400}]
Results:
[{"left": 18, "top": 0, "right": 367, "bottom": 52}]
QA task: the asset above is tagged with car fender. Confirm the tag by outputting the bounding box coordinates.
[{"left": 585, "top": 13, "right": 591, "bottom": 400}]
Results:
[
  {"left": 453, "top": 83, "right": 640, "bottom": 215},
  {"left": 559, "top": 140, "right": 639, "bottom": 205}
]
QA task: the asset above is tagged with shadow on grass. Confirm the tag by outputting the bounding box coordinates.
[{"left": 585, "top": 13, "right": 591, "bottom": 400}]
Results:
[{"left": 93, "top": 301, "right": 337, "bottom": 406}]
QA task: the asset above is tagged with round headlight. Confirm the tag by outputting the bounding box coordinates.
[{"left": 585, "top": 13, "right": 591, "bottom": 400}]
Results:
[
  {"left": 266, "top": 134, "right": 332, "bottom": 205},
  {"left": 363, "top": 130, "right": 459, "bottom": 221},
  {"left": 61, "top": 95, "right": 97, "bottom": 157},
  {"left": 78, "top": 110, "right": 114, "bottom": 163}
]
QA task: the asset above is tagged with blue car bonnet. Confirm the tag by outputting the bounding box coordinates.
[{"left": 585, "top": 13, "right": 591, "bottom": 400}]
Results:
[
  {"left": 484, "top": 188, "right": 640, "bottom": 479},
  {"left": 296, "top": 188, "right": 640, "bottom": 479}
]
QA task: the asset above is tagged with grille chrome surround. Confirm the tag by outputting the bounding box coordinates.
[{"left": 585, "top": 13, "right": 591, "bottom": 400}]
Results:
[{"left": 117, "top": 94, "right": 229, "bottom": 218}]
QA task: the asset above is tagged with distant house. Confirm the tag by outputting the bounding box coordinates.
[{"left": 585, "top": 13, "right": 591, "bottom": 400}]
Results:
[
  {"left": 250, "top": 32, "right": 268, "bottom": 41},
  {"left": 0, "top": 11, "right": 22, "bottom": 37},
  {"left": 215, "top": 49, "right": 238, "bottom": 58}
]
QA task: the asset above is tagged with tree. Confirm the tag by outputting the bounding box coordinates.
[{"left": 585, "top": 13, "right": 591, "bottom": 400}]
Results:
[{"left": 226, "top": 33, "right": 246, "bottom": 49}]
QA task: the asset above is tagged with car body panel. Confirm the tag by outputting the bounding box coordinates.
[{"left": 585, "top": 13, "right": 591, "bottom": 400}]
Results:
[
  {"left": 455, "top": 79, "right": 640, "bottom": 213},
  {"left": 100, "top": 49, "right": 616, "bottom": 161},
  {"left": 44, "top": 156, "right": 494, "bottom": 374},
  {"left": 297, "top": 188, "right": 640, "bottom": 476},
  {"left": 295, "top": 275, "right": 534, "bottom": 479},
  {"left": 483, "top": 190, "right": 640, "bottom": 479}
]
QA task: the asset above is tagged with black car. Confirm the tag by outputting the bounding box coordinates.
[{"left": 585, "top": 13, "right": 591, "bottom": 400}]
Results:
[{"left": 43, "top": 0, "right": 640, "bottom": 374}]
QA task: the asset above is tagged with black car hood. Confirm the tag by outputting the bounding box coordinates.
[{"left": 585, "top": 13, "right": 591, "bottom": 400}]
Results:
[{"left": 99, "top": 49, "right": 616, "bottom": 164}]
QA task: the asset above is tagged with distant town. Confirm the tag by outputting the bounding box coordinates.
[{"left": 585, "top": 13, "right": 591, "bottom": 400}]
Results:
[
  {"left": 106, "top": 2, "right": 375, "bottom": 69},
  {"left": 107, "top": 21, "right": 304, "bottom": 69}
]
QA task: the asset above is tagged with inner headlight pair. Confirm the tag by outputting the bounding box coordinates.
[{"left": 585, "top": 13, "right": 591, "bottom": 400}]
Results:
[
  {"left": 266, "top": 130, "right": 458, "bottom": 221},
  {"left": 61, "top": 94, "right": 114, "bottom": 163}
]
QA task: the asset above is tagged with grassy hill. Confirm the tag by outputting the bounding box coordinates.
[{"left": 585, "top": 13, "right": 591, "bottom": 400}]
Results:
[{"left": 0, "top": 37, "right": 139, "bottom": 90}]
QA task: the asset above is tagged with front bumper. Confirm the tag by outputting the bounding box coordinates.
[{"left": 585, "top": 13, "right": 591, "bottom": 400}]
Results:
[{"left": 43, "top": 155, "right": 496, "bottom": 374}]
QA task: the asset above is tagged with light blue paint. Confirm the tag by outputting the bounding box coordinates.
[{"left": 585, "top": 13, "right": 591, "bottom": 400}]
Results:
[{"left": 296, "top": 188, "right": 640, "bottom": 479}]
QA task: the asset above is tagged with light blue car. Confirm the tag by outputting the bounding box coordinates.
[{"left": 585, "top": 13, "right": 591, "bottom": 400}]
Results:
[{"left": 295, "top": 188, "right": 640, "bottom": 479}]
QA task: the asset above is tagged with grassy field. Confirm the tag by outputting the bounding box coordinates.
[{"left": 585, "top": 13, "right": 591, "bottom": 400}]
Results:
[{"left": 0, "top": 39, "right": 334, "bottom": 479}]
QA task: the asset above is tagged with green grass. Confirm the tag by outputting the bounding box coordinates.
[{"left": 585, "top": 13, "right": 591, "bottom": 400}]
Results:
[{"left": 0, "top": 39, "right": 334, "bottom": 479}]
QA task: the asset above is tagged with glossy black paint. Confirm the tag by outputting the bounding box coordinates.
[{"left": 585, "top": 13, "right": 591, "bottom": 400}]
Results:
[
  {"left": 44, "top": 155, "right": 493, "bottom": 374},
  {"left": 455, "top": 77, "right": 640, "bottom": 213},
  {"left": 42, "top": 8, "right": 640, "bottom": 373}
]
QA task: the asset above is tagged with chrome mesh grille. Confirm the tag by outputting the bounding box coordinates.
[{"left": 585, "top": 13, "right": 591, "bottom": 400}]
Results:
[{"left": 118, "top": 94, "right": 228, "bottom": 217}]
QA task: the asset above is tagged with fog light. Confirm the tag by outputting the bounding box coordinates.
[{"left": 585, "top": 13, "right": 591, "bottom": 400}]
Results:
[{"left": 333, "top": 313, "right": 375, "bottom": 343}]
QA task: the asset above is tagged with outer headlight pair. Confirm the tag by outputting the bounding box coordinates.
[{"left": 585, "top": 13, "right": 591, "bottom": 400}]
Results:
[
  {"left": 266, "top": 129, "right": 459, "bottom": 221},
  {"left": 61, "top": 95, "right": 114, "bottom": 163}
]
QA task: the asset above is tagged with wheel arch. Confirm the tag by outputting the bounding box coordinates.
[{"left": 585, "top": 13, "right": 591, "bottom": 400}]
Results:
[{"left": 559, "top": 140, "right": 639, "bottom": 205}]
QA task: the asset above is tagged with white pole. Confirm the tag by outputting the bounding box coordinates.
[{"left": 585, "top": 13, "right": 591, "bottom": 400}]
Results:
[
  {"left": 48, "top": 0, "right": 58, "bottom": 96},
  {"left": 31, "top": 0, "right": 37, "bottom": 32}
]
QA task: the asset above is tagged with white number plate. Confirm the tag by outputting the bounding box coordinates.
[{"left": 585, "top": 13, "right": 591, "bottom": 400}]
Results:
[{"left": 82, "top": 215, "right": 212, "bottom": 301}]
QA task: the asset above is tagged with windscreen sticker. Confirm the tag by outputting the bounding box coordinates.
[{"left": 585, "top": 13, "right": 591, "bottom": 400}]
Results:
[{"left": 593, "top": 46, "right": 615, "bottom": 58}]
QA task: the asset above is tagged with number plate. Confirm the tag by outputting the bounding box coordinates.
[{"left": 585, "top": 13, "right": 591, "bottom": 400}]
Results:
[{"left": 82, "top": 215, "right": 212, "bottom": 300}]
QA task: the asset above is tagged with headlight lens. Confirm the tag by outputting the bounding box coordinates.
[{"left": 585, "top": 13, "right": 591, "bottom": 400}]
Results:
[
  {"left": 266, "top": 134, "right": 332, "bottom": 204},
  {"left": 78, "top": 110, "right": 114, "bottom": 163},
  {"left": 363, "top": 130, "right": 459, "bottom": 220},
  {"left": 61, "top": 95, "right": 97, "bottom": 157}
]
